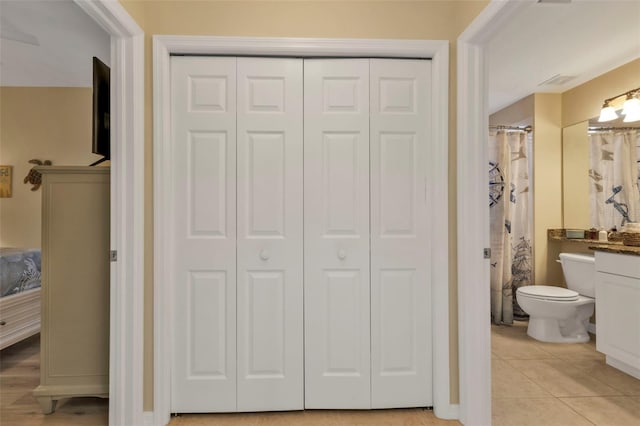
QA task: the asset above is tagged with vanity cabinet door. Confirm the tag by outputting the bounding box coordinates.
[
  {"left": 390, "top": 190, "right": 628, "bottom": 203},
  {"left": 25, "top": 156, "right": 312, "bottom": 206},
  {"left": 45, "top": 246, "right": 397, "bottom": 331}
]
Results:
[{"left": 595, "top": 270, "right": 640, "bottom": 377}]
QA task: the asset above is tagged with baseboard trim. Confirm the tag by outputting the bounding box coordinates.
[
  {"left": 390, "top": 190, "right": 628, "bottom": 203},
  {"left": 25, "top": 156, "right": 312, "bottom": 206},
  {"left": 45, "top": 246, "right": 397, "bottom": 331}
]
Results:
[
  {"left": 434, "top": 402, "right": 460, "bottom": 420},
  {"left": 143, "top": 411, "right": 156, "bottom": 426},
  {"left": 606, "top": 355, "right": 640, "bottom": 380},
  {"left": 144, "top": 406, "right": 457, "bottom": 425}
]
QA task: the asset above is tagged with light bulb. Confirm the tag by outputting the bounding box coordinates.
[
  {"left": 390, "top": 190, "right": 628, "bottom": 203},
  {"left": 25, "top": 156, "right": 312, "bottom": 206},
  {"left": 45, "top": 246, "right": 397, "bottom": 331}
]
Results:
[
  {"left": 623, "top": 105, "right": 640, "bottom": 122},
  {"left": 598, "top": 104, "right": 618, "bottom": 122},
  {"left": 621, "top": 96, "right": 640, "bottom": 118}
]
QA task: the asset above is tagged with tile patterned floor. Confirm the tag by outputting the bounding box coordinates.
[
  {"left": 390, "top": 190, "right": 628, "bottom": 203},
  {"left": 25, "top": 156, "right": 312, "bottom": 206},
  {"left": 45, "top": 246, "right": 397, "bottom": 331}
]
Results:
[
  {"left": 2, "top": 324, "right": 639, "bottom": 425},
  {"left": 491, "top": 321, "right": 640, "bottom": 426}
]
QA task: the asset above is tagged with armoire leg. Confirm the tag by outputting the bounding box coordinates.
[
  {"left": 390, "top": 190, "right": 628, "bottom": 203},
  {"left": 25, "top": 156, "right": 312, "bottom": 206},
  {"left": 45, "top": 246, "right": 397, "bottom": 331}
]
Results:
[{"left": 35, "top": 396, "right": 56, "bottom": 414}]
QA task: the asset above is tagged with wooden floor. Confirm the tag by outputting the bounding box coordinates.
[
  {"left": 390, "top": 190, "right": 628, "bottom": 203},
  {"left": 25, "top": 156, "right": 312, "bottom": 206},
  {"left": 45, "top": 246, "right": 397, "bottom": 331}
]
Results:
[{"left": 0, "top": 335, "right": 108, "bottom": 426}]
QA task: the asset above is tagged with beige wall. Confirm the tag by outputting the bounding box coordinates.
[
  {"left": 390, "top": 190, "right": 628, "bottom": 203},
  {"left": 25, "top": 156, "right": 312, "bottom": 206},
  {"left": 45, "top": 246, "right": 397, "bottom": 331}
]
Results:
[
  {"left": 118, "top": 0, "right": 490, "bottom": 410},
  {"left": 489, "top": 94, "right": 534, "bottom": 127},
  {"left": 0, "top": 87, "right": 103, "bottom": 248},
  {"left": 533, "top": 94, "right": 564, "bottom": 286},
  {"left": 562, "top": 58, "right": 640, "bottom": 128}
]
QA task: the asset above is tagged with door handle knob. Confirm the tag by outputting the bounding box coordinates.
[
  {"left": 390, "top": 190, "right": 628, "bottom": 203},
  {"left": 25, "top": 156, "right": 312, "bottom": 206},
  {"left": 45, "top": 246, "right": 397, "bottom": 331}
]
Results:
[
  {"left": 337, "top": 249, "right": 347, "bottom": 260},
  {"left": 260, "top": 249, "right": 270, "bottom": 261}
]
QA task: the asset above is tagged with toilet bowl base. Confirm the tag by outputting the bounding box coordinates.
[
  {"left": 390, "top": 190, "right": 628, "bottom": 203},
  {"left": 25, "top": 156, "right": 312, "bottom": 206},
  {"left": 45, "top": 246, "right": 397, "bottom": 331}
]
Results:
[{"left": 527, "top": 317, "right": 590, "bottom": 343}]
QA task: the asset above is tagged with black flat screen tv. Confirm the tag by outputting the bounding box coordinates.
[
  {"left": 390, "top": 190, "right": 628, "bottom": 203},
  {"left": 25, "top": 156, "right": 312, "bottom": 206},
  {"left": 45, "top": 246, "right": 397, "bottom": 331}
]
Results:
[{"left": 91, "top": 56, "right": 110, "bottom": 166}]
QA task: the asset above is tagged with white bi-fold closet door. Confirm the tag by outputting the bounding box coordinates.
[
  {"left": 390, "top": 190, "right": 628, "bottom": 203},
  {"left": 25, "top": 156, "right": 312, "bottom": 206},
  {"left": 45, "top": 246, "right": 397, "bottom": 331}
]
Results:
[
  {"left": 170, "top": 56, "right": 432, "bottom": 413},
  {"left": 171, "top": 57, "right": 303, "bottom": 413},
  {"left": 304, "top": 59, "right": 432, "bottom": 409}
]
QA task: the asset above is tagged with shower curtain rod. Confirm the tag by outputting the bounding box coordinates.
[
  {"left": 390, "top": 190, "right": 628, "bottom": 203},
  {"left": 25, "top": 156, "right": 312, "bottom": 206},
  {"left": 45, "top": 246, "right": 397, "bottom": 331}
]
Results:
[
  {"left": 489, "top": 125, "right": 532, "bottom": 132},
  {"left": 588, "top": 126, "right": 640, "bottom": 132}
]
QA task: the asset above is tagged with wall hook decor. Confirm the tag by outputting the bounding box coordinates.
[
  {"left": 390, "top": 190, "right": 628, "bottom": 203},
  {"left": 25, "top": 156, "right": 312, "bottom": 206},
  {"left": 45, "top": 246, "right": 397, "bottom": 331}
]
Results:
[{"left": 23, "top": 159, "right": 52, "bottom": 191}]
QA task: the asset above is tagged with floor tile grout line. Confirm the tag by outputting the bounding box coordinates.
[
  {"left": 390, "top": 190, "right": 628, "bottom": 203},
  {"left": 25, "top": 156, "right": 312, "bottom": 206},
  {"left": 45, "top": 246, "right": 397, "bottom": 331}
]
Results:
[
  {"left": 555, "top": 396, "right": 597, "bottom": 425},
  {"left": 502, "top": 358, "right": 629, "bottom": 398},
  {"left": 492, "top": 358, "right": 554, "bottom": 398},
  {"left": 490, "top": 322, "right": 639, "bottom": 426},
  {"left": 578, "top": 370, "right": 636, "bottom": 397}
]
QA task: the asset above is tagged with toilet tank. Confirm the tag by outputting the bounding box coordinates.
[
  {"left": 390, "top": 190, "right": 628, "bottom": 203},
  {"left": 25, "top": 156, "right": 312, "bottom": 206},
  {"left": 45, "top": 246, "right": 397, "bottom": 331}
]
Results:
[{"left": 559, "top": 253, "right": 596, "bottom": 298}]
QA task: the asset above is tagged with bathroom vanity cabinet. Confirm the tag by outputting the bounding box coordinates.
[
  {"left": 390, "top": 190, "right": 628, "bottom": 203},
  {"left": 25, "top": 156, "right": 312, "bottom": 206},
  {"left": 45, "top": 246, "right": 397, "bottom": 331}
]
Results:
[{"left": 594, "top": 250, "right": 640, "bottom": 379}]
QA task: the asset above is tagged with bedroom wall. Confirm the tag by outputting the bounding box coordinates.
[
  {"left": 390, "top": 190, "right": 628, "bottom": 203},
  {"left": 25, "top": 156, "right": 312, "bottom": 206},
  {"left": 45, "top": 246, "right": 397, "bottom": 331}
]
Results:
[
  {"left": 119, "top": 0, "right": 490, "bottom": 411},
  {"left": 0, "top": 87, "right": 102, "bottom": 249}
]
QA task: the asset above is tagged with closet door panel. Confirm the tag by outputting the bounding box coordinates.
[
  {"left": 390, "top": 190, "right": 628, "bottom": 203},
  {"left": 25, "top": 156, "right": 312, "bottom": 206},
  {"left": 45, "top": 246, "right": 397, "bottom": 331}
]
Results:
[
  {"left": 370, "top": 59, "right": 432, "bottom": 408},
  {"left": 236, "top": 58, "right": 304, "bottom": 411},
  {"left": 304, "top": 59, "right": 371, "bottom": 409},
  {"left": 171, "top": 57, "right": 237, "bottom": 412}
]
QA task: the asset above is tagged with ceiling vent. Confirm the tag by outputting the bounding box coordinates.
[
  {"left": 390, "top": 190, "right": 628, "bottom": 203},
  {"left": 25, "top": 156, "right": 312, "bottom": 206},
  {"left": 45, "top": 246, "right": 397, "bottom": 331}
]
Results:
[{"left": 538, "top": 74, "right": 577, "bottom": 86}]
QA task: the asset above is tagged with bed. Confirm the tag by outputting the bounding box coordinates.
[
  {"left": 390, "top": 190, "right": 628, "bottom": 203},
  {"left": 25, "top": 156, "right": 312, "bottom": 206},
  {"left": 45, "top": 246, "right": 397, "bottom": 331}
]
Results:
[{"left": 0, "top": 248, "right": 41, "bottom": 350}]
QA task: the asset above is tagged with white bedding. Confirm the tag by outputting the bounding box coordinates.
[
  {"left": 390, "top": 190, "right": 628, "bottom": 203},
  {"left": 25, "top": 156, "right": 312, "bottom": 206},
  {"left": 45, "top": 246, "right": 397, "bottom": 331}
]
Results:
[
  {"left": 1, "top": 248, "right": 41, "bottom": 297},
  {"left": 0, "top": 248, "right": 41, "bottom": 350}
]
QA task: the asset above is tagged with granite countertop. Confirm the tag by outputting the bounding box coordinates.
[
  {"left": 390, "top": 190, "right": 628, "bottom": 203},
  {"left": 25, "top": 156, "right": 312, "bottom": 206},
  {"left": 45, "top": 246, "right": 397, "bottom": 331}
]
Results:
[
  {"left": 548, "top": 228, "right": 640, "bottom": 256},
  {"left": 548, "top": 228, "right": 624, "bottom": 243},
  {"left": 588, "top": 243, "right": 640, "bottom": 256}
]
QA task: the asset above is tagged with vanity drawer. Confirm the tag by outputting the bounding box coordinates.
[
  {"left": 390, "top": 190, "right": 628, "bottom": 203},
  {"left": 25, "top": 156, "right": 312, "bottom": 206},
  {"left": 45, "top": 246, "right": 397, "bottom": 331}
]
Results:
[{"left": 595, "top": 251, "right": 640, "bottom": 279}]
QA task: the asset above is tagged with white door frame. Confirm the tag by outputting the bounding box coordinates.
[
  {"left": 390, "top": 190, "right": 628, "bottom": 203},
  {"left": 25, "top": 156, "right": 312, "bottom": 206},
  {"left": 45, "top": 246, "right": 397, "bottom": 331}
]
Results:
[
  {"left": 153, "top": 36, "right": 450, "bottom": 426},
  {"left": 456, "top": 1, "right": 533, "bottom": 425},
  {"left": 73, "top": 2, "right": 144, "bottom": 426}
]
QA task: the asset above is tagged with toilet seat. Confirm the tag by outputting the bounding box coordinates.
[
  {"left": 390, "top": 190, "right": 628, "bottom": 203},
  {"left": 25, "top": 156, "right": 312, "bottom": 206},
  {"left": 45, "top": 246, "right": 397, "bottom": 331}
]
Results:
[{"left": 517, "top": 285, "right": 579, "bottom": 302}]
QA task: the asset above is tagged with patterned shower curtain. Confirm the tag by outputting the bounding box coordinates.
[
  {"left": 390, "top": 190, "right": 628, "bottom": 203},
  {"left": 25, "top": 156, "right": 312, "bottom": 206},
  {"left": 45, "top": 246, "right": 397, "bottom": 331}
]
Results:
[
  {"left": 489, "top": 130, "right": 533, "bottom": 324},
  {"left": 589, "top": 129, "right": 640, "bottom": 230}
]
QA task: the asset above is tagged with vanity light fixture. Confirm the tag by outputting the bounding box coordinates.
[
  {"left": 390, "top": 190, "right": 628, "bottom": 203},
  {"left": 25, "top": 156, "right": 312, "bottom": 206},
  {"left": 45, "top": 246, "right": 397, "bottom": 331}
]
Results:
[
  {"left": 622, "top": 94, "right": 640, "bottom": 123},
  {"left": 598, "top": 101, "right": 618, "bottom": 122},
  {"left": 598, "top": 87, "right": 640, "bottom": 122}
]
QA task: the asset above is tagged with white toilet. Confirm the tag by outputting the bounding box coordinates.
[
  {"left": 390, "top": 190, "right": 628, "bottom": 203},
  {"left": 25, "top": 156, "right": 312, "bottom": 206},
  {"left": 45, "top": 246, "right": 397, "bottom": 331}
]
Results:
[{"left": 516, "top": 253, "right": 596, "bottom": 343}]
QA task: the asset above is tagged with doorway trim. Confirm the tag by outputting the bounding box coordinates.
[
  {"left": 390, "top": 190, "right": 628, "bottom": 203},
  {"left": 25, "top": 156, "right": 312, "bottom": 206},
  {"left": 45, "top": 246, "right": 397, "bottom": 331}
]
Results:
[
  {"left": 153, "top": 36, "right": 450, "bottom": 425},
  {"left": 456, "top": 1, "right": 533, "bottom": 425},
  {"left": 73, "top": 2, "right": 144, "bottom": 425}
]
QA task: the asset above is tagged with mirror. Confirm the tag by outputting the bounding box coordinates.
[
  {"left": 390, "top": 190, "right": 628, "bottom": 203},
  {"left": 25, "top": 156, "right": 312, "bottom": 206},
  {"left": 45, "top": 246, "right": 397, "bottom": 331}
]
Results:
[
  {"left": 562, "top": 119, "right": 640, "bottom": 229},
  {"left": 562, "top": 121, "right": 590, "bottom": 228}
]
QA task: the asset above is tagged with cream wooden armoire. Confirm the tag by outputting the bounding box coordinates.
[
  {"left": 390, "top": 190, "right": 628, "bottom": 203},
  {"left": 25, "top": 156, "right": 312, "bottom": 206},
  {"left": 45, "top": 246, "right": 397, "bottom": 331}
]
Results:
[
  {"left": 33, "top": 166, "right": 110, "bottom": 414},
  {"left": 169, "top": 57, "right": 432, "bottom": 413}
]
